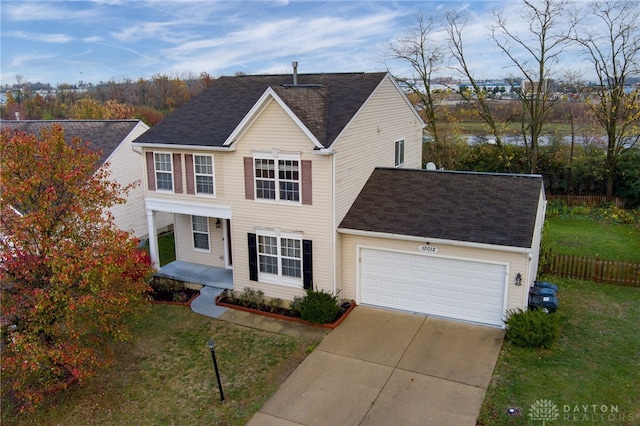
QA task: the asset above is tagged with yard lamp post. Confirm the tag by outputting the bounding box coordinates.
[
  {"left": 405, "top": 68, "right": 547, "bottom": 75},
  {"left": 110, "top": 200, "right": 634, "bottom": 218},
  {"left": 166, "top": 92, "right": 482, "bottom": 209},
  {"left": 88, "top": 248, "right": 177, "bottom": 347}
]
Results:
[{"left": 207, "top": 340, "right": 225, "bottom": 402}]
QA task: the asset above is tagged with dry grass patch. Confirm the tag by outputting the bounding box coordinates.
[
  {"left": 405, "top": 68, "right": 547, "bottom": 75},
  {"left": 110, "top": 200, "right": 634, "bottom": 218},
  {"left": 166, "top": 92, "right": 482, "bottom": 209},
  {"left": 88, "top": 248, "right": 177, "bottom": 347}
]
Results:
[{"left": 2, "top": 305, "right": 317, "bottom": 425}]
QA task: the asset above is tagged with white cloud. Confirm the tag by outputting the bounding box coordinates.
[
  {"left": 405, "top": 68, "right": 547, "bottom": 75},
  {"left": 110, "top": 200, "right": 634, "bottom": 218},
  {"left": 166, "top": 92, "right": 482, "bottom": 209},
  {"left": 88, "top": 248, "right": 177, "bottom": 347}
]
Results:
[
  {"left": 9, "top": 52, "right": 56, "bottom": 68},
  {"left": 4, "top": 31, "right": 74, "bottom": 44},
  {"left": 2, "top": 2, "right": 101, "bottom": 22}
]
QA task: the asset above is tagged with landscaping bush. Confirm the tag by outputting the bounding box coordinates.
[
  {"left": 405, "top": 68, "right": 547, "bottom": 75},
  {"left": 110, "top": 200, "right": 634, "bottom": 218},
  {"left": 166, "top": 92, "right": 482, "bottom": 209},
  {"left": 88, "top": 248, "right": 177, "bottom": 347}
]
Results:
[
  {"left": 298, "top": 288, "right": 341, "bottom": 324},
  {"left": 504, "top": 308, "right": 560, "bottom": 349}
]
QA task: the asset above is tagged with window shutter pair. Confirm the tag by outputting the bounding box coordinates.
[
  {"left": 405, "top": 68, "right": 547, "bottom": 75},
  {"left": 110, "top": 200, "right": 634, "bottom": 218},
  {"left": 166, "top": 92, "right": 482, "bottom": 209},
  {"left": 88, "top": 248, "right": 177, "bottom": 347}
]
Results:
[
  {"left": 243, "top": 157, "right": 312, "bottom": 204},
  {"left": 247, "top": 233, "right": 313, "bottom": 289},
  {"left": 145, "top": 152, "right": 184, "bottom": 193}
]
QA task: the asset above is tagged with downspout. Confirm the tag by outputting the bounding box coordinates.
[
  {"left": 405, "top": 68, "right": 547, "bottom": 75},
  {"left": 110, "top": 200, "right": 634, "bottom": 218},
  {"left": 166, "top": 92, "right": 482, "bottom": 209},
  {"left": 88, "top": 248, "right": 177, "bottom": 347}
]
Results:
[{"left": 332, "top": 152, "right": 336, "bottom": 295}]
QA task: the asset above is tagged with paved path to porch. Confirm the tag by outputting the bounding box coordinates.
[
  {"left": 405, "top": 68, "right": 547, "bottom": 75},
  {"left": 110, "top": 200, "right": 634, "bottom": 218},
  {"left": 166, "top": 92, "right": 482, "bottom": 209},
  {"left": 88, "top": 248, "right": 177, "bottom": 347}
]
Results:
[
  {"left": 154, "top": 261, "right": 233, "bottom": 318},
  {"left": 247, "top": 306, "right": 504, "bottom": 426}
]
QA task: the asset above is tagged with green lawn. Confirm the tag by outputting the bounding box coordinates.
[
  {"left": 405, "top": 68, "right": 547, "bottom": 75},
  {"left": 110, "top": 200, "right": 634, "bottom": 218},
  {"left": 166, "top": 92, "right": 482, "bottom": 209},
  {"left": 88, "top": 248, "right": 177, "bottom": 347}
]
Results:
[
  {"left": 2, "top": 305, "right": 317, "bottom": 425},
  {"left": 545, "top": 218, "right": 640, "bottom": 262},
  {"left": 143, "top": 231, "right": 176, "bottom": 266},
  {"left": 478, "top": 277, "right": 640, "bottom": 425}
]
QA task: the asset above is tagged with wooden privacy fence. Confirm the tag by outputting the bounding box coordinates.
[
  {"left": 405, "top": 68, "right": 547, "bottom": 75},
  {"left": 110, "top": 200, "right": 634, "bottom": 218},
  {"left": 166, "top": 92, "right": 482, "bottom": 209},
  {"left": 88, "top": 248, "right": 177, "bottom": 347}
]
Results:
[
  {"left": 546, "top": 194, "right": 625, "bottom": 208},
  {"left": 544, "top": 253, "right": 640, "bottom": 287}
]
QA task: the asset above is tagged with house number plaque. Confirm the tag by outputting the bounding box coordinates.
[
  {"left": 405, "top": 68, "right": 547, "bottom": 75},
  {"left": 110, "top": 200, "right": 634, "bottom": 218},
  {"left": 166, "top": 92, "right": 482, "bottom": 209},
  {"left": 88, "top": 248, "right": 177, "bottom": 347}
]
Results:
[{"left": 417, "top": 245, "right": 439, "bottom": 254}]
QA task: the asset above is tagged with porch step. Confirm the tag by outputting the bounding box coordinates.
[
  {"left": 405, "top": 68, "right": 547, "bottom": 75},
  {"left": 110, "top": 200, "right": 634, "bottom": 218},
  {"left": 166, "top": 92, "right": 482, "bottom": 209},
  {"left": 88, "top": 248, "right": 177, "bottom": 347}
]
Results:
[{"left": 191, "top": 286, "right": 228, "bottom": 319}]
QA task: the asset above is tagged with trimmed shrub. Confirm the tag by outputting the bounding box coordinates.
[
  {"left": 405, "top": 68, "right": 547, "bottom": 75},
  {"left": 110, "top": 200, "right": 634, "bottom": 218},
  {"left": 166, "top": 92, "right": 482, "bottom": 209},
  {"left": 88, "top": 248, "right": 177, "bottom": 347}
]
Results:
[
  {"left": 298, "top": 288, "right": 340, "bottom": 324},
  {"left": 505, "top": 308, "right": 560, "bottom": 349}
]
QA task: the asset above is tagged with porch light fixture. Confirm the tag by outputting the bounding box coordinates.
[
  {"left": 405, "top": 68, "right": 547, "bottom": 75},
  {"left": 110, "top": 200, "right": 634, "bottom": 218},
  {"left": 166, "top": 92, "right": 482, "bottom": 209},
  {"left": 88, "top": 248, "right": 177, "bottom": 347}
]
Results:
[
  {"left": 515, "top": 273, "right": 522, "bottom": 286},
  {"left": 215, "top": 219, "right": 221, "bottom": 228},
  {"left": 207, "top": 340, "right": 225, "bottom": 402}
]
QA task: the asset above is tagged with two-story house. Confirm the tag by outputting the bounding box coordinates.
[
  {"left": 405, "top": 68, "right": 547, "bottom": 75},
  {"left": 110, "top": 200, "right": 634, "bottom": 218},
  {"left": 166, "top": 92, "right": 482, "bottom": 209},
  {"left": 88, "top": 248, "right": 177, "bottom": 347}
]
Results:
[
  {"left": 135, "top": 70, "right": 424, "bottom": 302},
  {"left": 1, "top": 120, "right": 173, "bottom": 239},
  {"left": 134, "top": 69, "right": 545, "bottom": 328}
]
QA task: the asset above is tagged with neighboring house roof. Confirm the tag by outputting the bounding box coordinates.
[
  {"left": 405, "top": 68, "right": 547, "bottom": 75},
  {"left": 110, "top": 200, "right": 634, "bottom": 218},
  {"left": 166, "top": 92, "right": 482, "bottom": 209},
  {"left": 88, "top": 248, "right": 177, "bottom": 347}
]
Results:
[
  {"left": 0, "top": 120, "right": 143, "bottom": 165},
  {"left": 338, "top": 168, "right": 544, "bottom": 249},
  {"left": 133, "top": 72, "right": 390, "bottom": 149}
]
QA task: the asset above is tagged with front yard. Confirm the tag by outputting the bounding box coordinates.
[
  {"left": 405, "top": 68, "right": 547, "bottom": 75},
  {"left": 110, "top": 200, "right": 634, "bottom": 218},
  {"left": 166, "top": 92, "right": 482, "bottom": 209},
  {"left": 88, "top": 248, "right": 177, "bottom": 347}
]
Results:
[{"left": 1, "top": 305, "right": 317, "bottom": 425}]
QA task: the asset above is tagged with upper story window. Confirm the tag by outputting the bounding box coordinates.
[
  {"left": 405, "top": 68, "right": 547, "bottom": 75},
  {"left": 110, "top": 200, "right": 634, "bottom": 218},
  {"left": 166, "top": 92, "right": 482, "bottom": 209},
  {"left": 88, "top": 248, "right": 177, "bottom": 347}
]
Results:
[
  {"left": 154, "top": 152, "right": 173, "bottom": 191},
  {"left": 394, "top": 139, "right": 405, "bottom": 167},
  {"left": 194, "top": 154, "right": 214, "bottom": 195},
  {"left": 244, "top": 154, "right": 311, "bottom": 205},
  {"left": 254, "top": 154, "right": 300, "bottom": 203}
]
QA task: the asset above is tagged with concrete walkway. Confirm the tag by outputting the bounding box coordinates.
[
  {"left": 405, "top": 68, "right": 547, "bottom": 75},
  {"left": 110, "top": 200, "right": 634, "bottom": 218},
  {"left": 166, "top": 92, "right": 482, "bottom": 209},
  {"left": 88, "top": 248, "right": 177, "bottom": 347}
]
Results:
[{"left": 247, "top": 306, "right": 504, "bottom": 426}]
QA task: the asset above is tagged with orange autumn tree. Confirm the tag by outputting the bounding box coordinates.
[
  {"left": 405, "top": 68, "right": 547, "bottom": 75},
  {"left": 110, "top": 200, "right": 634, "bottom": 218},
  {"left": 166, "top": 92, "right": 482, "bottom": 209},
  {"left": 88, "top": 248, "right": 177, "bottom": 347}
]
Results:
[{"left": 0, "top": 125, "right": 152, "bottom": 410}]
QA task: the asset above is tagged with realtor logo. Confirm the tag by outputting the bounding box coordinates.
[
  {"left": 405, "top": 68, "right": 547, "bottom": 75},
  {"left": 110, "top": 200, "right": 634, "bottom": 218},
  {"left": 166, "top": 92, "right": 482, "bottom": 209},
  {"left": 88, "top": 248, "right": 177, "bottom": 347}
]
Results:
[{"left": 529, "top": 399, "right": 560, "bottom": 425}]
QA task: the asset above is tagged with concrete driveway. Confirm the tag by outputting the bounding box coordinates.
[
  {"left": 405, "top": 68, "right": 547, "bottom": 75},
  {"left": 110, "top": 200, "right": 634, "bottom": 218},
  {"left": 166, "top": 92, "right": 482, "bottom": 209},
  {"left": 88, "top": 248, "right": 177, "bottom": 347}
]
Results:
[{"left": 247, "top": 306, "right": 504, "bottom": 426}]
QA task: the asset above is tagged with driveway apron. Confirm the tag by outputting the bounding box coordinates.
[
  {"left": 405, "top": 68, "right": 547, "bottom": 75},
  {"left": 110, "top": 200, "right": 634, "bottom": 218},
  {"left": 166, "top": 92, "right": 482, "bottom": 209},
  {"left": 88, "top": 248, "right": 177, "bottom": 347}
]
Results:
[{"left": 247, "top": 306, "right": 504, "bottom": 426}]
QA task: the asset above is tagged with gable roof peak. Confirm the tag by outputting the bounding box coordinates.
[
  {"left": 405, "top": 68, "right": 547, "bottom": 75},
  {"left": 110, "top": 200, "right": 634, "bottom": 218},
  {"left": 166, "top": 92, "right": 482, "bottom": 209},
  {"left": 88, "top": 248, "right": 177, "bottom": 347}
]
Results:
[{"left": 133, "top": 71, "right": 391, "bottom": 149}]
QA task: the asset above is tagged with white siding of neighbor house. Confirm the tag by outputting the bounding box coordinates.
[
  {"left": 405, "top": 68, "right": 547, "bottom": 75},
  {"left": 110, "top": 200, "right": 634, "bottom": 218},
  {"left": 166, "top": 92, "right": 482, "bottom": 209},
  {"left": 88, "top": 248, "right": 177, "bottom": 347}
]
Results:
[
  {"left": 105, "top": 121, "right": 173, "bottom": 239},
  {"left": 340, "top": 233, "right": 531, "bottom": 315},
  {"left": 331, "top": 76, "right": 424, "bottom": 294}
]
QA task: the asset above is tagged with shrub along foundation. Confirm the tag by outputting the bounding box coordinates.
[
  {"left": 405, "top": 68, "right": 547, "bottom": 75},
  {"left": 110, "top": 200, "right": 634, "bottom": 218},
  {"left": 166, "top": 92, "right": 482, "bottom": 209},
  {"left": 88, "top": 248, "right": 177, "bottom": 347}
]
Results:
[{"left": 216, "top": 289, "right": 355, "bottom": 329}]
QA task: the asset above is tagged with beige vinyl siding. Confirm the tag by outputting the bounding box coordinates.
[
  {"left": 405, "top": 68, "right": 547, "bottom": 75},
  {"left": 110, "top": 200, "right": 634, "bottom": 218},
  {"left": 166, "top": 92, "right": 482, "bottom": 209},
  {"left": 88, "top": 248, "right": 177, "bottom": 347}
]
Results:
[
  {"left": 227, "top": 99, "right": 334, "bottom": 301},
  {"left": 143, "top": 99, "right": 335, "bottom": 302},
  {"left": 332, "top": 76, "right": 423, "bottom": 224},
  {"left": 106, "top": 122, "right": 172, "bottom": 238},
  {"left": 331, "top": 76, "right": 424, "bottom": 296},
  {"left": 340, "top": 234, "right": 530, "bottom": 314},
  {"left": 174, "top": 215, "right": 226, "bottom": 267}
]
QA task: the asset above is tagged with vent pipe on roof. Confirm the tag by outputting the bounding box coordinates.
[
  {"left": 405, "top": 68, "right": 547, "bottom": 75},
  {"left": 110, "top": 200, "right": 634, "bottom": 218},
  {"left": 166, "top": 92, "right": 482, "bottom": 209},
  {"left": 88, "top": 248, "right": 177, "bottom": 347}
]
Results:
[{"left": 292, "top": 61, "right": 298, "bottom": 85}]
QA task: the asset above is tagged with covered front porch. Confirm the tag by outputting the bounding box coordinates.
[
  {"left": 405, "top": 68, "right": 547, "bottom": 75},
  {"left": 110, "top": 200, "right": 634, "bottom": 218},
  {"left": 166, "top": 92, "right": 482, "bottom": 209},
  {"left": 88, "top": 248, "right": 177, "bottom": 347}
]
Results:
[{"left": 154, "top": 260, "right": 233, "bottom": 289}]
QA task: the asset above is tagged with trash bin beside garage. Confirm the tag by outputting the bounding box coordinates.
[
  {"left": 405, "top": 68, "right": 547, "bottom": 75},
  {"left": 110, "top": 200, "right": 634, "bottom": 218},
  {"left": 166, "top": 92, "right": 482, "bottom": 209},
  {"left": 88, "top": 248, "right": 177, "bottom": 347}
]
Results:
[{"left": 528, "top": 281, "right": 559, "bottom": 313}]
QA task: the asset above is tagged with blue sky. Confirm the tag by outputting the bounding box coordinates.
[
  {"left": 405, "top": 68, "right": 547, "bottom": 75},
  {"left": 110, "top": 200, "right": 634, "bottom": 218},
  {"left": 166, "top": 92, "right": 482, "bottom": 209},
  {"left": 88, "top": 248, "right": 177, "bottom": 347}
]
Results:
[{"left": 1, "top": 1, "right": 588, "bottom": 86}]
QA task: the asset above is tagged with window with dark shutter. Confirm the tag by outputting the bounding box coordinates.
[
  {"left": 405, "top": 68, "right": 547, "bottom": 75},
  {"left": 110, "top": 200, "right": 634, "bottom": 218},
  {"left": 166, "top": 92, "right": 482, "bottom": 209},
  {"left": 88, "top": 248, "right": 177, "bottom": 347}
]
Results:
[
  {"left": 146, "top": 152, "right": 156, "bottom": 190},
  {"left": 303, "top": 239, "right": 313, "bottom": 289},
  {"left": 244, "top": 157, "right": 254, "bottom": 200},
  {"left": 248, "top": 233, "right": 258, "bottom": 281},
  {"left": 173, "top": 153, "right": 183, "bottom": 193},
  {"left": 185, "top": 154, "right": 195, "bottom": 194},
  {"left": 301, "top": 160, "right": 312, "bottom": 205}
]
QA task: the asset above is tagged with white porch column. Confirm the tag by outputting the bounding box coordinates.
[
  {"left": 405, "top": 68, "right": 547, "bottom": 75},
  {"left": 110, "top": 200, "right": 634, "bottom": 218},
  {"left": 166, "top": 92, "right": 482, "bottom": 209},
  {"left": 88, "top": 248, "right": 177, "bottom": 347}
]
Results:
[{"left": 146, "top": 209, "right": 160, "bottom": 270}]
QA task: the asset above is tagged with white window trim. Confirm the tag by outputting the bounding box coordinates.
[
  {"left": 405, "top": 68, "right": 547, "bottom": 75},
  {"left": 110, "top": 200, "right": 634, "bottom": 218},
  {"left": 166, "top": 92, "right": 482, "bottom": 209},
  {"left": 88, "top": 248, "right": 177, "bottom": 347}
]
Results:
[
  {"left": 191, "top": 215, "right": 211, "bottom": 253},
  {"left": 394, "top": 139, "right": 405, "bottom": 167},
  {"left": 193, "top": 154, "right": 216, "bottom": 197},
  {"left": 154, "top": 152, "right": 174, "bottom": 193},
  {"left": 253, "top": 152, "right": 301, "bottom": 205},
  {"left": 256, "top": 229, "right": 303, "bottom": 287}
]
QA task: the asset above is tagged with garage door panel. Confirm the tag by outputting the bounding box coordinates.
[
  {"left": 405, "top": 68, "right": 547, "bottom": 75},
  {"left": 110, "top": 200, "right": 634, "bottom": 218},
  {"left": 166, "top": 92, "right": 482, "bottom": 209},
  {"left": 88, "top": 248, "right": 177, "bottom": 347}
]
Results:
[{"left": 360, "top": 248, "right": 506, "bottom": 326}]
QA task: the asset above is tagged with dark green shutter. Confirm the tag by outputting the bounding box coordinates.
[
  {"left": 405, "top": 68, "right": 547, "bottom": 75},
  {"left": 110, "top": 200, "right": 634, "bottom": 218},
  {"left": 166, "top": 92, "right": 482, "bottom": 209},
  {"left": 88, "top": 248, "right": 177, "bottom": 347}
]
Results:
[
  {"left": 248, "top": 233, "right": 258, "bottom": 281},
  {"left": 303, "top": 239, "right": 313, "bottom": 290}
]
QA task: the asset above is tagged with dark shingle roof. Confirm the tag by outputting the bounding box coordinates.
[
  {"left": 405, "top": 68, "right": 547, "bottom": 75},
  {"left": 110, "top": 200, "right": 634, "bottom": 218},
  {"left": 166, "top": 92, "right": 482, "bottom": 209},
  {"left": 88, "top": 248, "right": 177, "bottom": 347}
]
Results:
[
  {"left": 339, "top": 168, "right": 544, "bottom": 249},
  {"left": 133, "top": 72, "right": 388, "bottom": 148},
  {"left": 0, "top": 120, "right": 141, "bottom": 165}
]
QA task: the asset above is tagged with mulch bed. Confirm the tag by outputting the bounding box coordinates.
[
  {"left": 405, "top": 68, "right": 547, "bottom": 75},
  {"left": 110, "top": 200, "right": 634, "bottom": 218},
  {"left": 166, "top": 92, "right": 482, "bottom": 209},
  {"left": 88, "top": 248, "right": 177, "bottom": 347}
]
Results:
[
  {"left": 216, "top": 295, "right": 355, "bottom": 329},
  {"left": 148, "top": 288, "right": 200, "bottom": 305}
]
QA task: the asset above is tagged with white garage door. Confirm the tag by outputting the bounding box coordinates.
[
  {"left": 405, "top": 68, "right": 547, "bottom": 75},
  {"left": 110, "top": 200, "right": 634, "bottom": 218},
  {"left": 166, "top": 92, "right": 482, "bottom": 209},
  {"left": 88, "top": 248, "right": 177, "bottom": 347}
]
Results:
[{"left": 360, "top": 248, "right": 507, "bottom": 327}]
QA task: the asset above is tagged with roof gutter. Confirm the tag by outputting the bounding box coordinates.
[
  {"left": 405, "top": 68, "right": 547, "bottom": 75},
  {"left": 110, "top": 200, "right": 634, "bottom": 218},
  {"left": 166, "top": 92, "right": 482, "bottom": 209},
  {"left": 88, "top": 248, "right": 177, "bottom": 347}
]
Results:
[
  {"left": 131, "top": 142, "right": 236, "bottom": 152},
  {"left": 312, "top": 148, "right": 336, "bottom": 156},
  {"left": 336, "top": 227, "right": 533, "bottom": 254}
]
